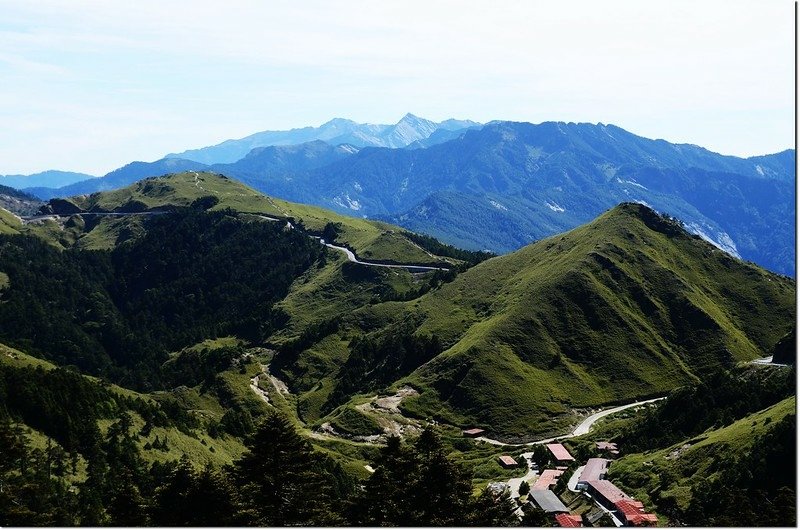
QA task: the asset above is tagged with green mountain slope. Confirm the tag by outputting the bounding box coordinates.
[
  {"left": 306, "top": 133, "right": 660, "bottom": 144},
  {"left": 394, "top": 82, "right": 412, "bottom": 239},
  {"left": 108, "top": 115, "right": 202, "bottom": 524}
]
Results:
[
  {"left": 608, "top": 395, "right": 795, "bottom": 526},
  {"left": 0, "top": 342, "right": 249, "bottom": 468},
  {"left": 55, "top": 171, "right": 448, "bottom": 265},
  {"left": 306, "top": 203, "right": 794, "bottom": 437},
  {"left": 0, "top": 207, "right": 21, "bottom": 234}
]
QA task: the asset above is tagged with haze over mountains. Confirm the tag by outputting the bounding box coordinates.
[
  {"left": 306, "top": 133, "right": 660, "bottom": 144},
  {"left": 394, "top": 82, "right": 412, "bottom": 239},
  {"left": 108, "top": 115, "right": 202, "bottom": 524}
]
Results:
[
  {"left": 166, "top": 113, "right": 481, "bottom": 164},
  {"left": 8, "top": 115, "right": 795, "bottom": 276},
  {"left": 0, "top": 169, "right": 95, "bottom": 189}
]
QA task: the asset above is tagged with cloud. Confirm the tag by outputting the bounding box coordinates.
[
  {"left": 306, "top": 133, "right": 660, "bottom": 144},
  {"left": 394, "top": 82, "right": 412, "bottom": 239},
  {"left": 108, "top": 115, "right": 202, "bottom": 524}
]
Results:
[{"left": 0, "top": 0, "right": 793, "bottom": 174}]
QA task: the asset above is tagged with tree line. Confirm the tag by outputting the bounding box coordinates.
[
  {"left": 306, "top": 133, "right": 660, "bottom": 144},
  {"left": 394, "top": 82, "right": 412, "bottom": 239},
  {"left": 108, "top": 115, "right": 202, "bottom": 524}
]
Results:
[{"left": 0, "top": 409, "right": 520, "bottom": 526}]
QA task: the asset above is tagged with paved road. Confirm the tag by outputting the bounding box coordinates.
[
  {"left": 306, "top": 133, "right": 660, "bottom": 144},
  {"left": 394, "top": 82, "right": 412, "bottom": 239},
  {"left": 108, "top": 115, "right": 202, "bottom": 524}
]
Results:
[
  {"left": 751, "top": 355, "right": 789, "bottom": 367},
  {"left": 571, "top": 397, "right": 665, "bottom": 436},
  {"left": 320, "top": 239, "right": 449, "bottom": 272},
  {"left": 23, "top": 207, "right": 448, "bottom": 273},
  {"left": 253, "top": 214, "right": 449, "bottom": 272},
  {"left": 478, "top": 397, "right": 666, "bottom": 447},
  {"left": 495, "top": 398, "right": 665, "bottom": 511},
  {"left": 506, "top": 451, "right": 536, "bottom": 498}
]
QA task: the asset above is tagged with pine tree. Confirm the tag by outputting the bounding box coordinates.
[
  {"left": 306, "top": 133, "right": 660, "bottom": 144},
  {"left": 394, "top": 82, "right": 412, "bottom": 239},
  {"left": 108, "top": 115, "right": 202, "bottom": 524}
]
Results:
[
  {"left": 106, "top": 468, "right": 148, "bottom": 526},
  {"left": 232, "top": 411, "right": 342, "bottom": 526},
  {"left": 467, "top": 489, "right": 520, "bottom": 526},
  {"left": 150, "top": 455, "right": 196, "bottom": 526},
  {"left": 349, "top": 426, "right": 519, "bottom": 526}
]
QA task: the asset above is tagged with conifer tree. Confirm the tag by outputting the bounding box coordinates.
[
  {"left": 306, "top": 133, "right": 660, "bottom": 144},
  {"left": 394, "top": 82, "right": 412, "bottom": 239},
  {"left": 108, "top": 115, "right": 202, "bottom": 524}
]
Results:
[{"left": 232, "top": 411, "right": 342, "bottom": 526}]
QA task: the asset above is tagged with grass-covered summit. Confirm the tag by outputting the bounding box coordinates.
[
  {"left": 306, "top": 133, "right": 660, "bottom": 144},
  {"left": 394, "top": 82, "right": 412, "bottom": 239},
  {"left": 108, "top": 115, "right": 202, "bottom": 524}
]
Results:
[
  {"left": 307, "top": 203, "right": 794, "bottom": 437},
  {"left": 38, "top": 171, "right": 452, "bottom": 265}
]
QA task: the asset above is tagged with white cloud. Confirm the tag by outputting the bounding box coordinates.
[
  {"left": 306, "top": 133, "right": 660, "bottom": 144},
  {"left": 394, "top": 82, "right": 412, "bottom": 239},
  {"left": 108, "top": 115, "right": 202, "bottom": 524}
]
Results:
[{"left": 0, "top": 0, "right": 793, "bottom": 174}]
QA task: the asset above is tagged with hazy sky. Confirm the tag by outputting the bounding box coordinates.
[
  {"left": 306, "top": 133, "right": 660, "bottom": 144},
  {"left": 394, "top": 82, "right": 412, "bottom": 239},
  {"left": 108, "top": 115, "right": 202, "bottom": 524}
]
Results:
[{"left": 0, "top": 0, "right": 795, "bottom": 175}]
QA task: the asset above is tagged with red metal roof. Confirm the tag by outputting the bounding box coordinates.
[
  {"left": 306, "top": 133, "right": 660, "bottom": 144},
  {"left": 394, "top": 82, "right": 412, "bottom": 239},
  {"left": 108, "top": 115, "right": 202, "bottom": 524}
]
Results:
[
  {"left": 586, "top": 480, "right": 631, "bottom": 504},
  {"left": 615, "top": 500, "right": 658, "bottom": 526},
  {"left": 579, "top": 458, "right": 610, "bottom": 483},
  {"left": 555, "top": 513, "right": 583, "bottom": 527},
  {"left": 533, "top": 469, "right": 564, "bottom": 490},
  {"left": 463, "top": 428, "right": 485, "bottom": 435},
  {"left": 546, "top": 443, "right": 575, "bottom": 461},
  {"left": 498, "top": 455, "right": 518, "bottom": 466}
]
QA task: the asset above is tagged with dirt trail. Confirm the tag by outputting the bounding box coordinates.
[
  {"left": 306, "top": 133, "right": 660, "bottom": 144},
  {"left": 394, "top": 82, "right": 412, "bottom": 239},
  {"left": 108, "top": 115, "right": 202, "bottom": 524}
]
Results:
[
  {"left": 249, "top": 372, "right": 270, "bottom": 405},
  {"left": 353, "top": 386, "right": 422, "bottom": 438}
]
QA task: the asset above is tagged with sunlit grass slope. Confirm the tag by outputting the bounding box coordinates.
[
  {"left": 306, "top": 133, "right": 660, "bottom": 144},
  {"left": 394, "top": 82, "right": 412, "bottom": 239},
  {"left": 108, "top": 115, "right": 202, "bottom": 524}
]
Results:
[
  {"left": 355, "top": 203, "right": 796, "bottom": 436},
  {"left": 63, "top": 171, "right": 441, "bottom": 263}
]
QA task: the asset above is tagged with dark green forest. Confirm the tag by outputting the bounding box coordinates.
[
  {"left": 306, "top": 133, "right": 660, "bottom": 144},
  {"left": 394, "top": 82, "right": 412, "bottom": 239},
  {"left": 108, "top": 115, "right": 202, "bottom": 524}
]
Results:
[
  {"left": 612, "top": 366, "right": 795, "bottom": 453},
  {"left": 0, "top": 207, "right": 323, "bottom": 389},
  {"left": 0, "top": 400, "right": 517, "bottom": 527}
]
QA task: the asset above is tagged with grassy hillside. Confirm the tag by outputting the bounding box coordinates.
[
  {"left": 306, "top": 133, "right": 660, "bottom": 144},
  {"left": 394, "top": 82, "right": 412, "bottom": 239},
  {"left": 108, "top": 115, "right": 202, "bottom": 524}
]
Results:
[
  {"left": 608, "top": 396, "right": 795, "bottom": 526},
  {"left": 305, "top": 203, "right": 794, "bottom": 438},
  {"left": 0, "top": 207, "right": 21, "bottom": 234},
  {"left": 0, "top": 342, "right": 247, "bottom": 468},
  {"left": 61, "top": 171, "right": 443, "bottom": 264}
]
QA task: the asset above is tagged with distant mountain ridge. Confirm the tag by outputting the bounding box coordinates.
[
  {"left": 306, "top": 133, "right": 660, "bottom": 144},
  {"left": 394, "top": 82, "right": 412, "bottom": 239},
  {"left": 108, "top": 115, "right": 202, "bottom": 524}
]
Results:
[
  {"left": 0, "top": 170, "right": 96, "bottom": 189},
  {"left": 0, "top": 184, "right": 43, "bottom": 216},
  {"left": 17, "top": 118, "right": 794, "bottom": 275},
  {"left": 165, "top": 113, "right": 481, "bottom": 164},
  {"left": 26, "top": 158, "right": 208, "bottom": 200},
  {"left": 238, "top": 121, "right": 794, "bottom": 275}
]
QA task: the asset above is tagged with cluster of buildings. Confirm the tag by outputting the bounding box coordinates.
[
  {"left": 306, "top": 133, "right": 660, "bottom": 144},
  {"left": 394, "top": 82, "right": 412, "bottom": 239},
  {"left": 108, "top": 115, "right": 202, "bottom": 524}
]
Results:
[
  {"left": 576, "top": 457, "right": 658, "bottom": 526},
  {"left": 523, "top": 444, "right": 578, "bottom": 524},
  {"left": 469, "top": 427, "right": 659, "bottom": 527},
  {"left": 523, "top": 443, "right": 658, "bottom": 527}
]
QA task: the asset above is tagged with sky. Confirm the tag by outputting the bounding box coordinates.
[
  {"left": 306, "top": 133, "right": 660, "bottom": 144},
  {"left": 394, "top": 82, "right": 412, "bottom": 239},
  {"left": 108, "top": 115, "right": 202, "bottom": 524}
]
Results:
[{"left": 0, "top": 0, "right": 795, "bottom": 175}]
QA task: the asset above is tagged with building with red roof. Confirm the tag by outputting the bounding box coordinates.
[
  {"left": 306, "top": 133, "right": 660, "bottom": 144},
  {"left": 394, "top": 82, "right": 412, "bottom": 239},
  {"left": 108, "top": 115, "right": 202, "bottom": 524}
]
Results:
[
  {"left": 555, "top": 513, "right": 583, "bottom": 527},
  {"left": 596, "top": 441, "right": 619, "bottom": 453},
  {"left": 462, "top": 428, "right": 485, "bottom": 437},
  {"left": 615, "top": 500, "right": 658, "bottom": 526},
  {"left": 532, "top": 469, "right": 565, "bottom": 490},
  {"left": 546, "top": 443, "right": 575, "bottom": 463},
  {"left": 498, "top": 455, "right": 518, "bottom": 468},
  {"left": 585, "top": 480, "right": 631, "bottom": 511}
]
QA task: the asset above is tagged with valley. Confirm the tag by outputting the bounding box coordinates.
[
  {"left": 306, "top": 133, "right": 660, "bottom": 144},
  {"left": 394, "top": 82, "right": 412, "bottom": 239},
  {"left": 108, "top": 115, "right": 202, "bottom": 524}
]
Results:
[
  {"left": 0, "top": 0, "right": 793, "bottom": 525},
  {"left": 0, "top": 170, "right": 794, "bottom": 527}
]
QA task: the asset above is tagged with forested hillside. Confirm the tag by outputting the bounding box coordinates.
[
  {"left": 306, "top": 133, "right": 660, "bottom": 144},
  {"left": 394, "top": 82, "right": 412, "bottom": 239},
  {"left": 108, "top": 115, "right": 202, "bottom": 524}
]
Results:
[
  {"left": 602, "top": 365, "right": 795, "bottom": 526},
  {"left": 0, "top": 206, "right": 323, "bottom": 388}
]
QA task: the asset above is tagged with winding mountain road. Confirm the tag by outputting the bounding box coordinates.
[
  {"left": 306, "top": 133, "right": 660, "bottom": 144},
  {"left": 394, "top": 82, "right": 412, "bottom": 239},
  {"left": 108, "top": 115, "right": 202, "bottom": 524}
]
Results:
[
  {"left": 24, "top": 203, "right": 449, "bottom": 273},
  {"left": 498, "top": 397, "right": 665, "bottom": 504},
  {"left": 476, "top": 397, "right": 666, "bottom": 447},
  {"left": 319, "top": 239, "right": 449, "bottom": 272}
]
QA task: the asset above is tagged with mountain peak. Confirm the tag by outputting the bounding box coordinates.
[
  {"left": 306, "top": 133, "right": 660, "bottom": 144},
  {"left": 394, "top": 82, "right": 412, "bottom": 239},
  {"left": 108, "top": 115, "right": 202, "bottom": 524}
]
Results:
[
  {"left": 399, "top": 112, "right": 424, "bottom": 122},
  {"left": 602, "top": 202, "right": 694, "bottom": 240},
  {"left": 321, "top": 117, "right": 357, "bottom": 125}
]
